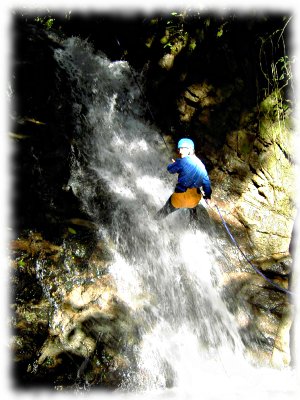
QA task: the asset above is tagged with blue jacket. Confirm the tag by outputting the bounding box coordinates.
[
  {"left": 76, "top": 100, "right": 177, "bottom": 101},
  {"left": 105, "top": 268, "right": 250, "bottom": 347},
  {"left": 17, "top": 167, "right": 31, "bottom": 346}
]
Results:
[{"left": 167, "top": 155, "right": 212, "bottom": 198}]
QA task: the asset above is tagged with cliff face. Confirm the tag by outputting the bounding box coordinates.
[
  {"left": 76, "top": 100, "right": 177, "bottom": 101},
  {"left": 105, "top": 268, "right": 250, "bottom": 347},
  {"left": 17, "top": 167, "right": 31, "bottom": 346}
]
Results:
[
  {"left": 9, "top": 13, "right": 297, "bottom": 389},
  {"left": 174, "top": 83, "right": 295, "bottom": 259},
  {"left": 141, "top": 14, "right": 296, "bottom": 260}
]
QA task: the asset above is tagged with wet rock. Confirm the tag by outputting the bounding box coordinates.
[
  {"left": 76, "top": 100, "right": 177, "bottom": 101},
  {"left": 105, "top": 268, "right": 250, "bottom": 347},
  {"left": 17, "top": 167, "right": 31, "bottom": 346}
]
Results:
[
  {"left": 10, "top": 230, "right": 139, "bottom": 388},
  {"left": 222, "top": 265, "right": 292, "bottom": 367}
]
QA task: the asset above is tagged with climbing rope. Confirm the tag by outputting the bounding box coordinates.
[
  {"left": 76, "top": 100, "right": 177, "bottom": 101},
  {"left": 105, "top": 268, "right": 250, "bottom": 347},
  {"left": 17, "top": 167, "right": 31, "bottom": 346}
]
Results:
[
  {"left": 210, "top": 203, "right": 294, "bottom": 296},
  {"left": 115, "top": 37, "right": 173, "bottom": 158}
]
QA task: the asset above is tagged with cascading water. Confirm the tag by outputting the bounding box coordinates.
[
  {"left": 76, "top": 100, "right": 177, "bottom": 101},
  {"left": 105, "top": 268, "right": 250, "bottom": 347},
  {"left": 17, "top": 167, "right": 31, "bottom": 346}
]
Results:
[{"left": 54, "top": 37, "right": 298, "bottom": 399}]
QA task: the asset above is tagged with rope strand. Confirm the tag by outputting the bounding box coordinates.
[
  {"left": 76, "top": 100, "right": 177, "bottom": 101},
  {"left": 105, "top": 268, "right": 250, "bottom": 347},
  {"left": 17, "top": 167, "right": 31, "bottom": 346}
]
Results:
[
  {"left": 115, "top": 37, "right": 173, "bottom": 158},
  {"left": 212, "top": 204, "right": 294, "bottom": 296}
]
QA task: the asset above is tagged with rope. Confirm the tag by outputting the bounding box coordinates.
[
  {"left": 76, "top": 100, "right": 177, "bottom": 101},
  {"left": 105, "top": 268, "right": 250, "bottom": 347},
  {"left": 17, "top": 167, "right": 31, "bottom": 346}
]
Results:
[
  {"left": 211, "top": 204, "right": 294, "bottom": 296},
  {"left": 115, "top": 37, "right": 173, "bottom": 158}
]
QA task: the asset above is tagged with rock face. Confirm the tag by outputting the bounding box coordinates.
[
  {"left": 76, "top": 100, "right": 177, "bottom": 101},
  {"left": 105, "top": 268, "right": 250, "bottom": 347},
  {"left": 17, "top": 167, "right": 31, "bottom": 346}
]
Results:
[
  {"left": 11, "top": 231, "right": 140, "bottom": 388},
  {"left": 144, "top": 16, "right": 296, "bottom": 370},
  {"left": 214, "top": 91, "right": 296, "bottom": 259},
  {"left": 222, "top": 267, "right": 292, "bottom": 368}
]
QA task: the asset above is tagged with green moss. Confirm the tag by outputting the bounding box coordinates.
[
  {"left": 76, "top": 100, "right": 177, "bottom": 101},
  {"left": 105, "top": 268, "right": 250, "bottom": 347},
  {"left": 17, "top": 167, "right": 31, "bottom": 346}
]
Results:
[
  {"left": 145, "top": 36, "right": 155, "bottom": 48},
  {"left": 188, "top": 38, "right": 197, "bottom": 52},
  {"left": 160, "top": 35, "right": 169, "bottom": 45},
  {"left": 44, "top": 356, "right": 56, "bottom": 367},
  {"left": 240, "top": 142, "right": 251, "bottom": 154},
  {"left": 259, "top": 118, "right": 274, "bottom": 144},
  {"left": 237, "top": 130, "right": 253, "bottom": 159},
  {"left": 260, "top": 91, "right": 280, "bottom": 115}
]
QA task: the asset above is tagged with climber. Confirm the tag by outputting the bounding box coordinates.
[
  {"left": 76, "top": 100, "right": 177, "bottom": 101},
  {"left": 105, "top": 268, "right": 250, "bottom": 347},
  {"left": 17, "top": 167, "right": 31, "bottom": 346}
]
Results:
[{"left": 155, "top": 138, "right": 212, "bottom": 221}]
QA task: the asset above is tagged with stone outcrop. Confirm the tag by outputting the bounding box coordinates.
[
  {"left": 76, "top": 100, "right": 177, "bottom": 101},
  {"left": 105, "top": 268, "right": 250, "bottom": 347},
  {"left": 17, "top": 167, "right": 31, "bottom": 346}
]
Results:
[
  {"left": 216, "top": 91, "right": 295, "bottom": 259},
  {"left": 10, "top": 231, "right": 140, "bottom": 388}
]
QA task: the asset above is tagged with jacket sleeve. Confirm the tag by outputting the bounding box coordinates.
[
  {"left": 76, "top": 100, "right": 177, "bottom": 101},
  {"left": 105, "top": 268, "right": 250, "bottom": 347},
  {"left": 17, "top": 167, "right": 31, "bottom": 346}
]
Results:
[{"left": 167, "top": 159, "right": 180, "bottom": 174}]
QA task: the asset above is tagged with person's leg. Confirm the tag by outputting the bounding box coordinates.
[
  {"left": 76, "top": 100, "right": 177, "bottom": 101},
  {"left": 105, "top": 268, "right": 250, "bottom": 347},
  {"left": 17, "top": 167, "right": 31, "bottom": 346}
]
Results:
[
  {"left": 154, "top": 197, "right": 177, "bottom": 220},
  {"left": 189, "top": 207, "right": 198, "bottom": 231},
  {"left": 189, "top": 207, "right": 197, "bottom": 220}
]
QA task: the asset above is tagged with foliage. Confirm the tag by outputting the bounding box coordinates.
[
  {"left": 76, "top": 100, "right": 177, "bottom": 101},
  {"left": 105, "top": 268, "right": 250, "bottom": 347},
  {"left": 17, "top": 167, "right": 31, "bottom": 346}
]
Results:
[
  {"left": 258, "top": 17, "right": 294, "bottom": 95},
  {"left": 159, "top": 11, "right": 188, "bottom": 53},
  {"left": 33, "top": 11, "right": 71, "bottom": 30},
  {"left": 147, "top": 12, "right": 235, "bottom": 60},
  {"left": 68, "top": 227, "right": 77, "bottom": 235},
  {"left": 34, "top": 16, "right": 55, "bottom": 30},
  {"left": 275, "top": 55, "right": 294, "bottom": 87},
  {"left": 216, "top": 21, "right": 228, "bottom": 38},
  {"left": 257, "top": 17, "right": 293, "bottom": 149}
]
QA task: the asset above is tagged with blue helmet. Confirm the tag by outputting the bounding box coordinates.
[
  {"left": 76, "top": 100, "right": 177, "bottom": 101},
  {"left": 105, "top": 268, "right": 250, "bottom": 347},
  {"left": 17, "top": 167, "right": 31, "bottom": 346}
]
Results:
[{"left": 177, "top": 138, "right": 194, "bottom": 150}]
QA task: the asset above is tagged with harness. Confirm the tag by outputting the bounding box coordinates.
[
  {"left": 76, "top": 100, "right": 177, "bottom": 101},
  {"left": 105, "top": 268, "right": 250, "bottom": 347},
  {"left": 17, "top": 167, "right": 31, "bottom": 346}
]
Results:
[{"left": 171, "top": 188, "right": 202, "bottom": 209}]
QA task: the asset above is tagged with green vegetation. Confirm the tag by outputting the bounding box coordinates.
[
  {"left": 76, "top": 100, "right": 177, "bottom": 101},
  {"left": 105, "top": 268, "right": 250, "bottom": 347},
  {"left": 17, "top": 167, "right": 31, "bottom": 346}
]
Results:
[{"left": 34, "top": 16, "right": 55, "bottom": 29}]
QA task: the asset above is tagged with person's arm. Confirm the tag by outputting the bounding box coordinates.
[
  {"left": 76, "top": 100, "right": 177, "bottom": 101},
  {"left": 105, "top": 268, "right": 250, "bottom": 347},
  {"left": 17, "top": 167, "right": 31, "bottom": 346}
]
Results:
[
  {"left": 167, "top": 159, "right": 180, "bottom": 174},
  {"left": 202, "top": 173, "right": 212, "bottom": 199}
]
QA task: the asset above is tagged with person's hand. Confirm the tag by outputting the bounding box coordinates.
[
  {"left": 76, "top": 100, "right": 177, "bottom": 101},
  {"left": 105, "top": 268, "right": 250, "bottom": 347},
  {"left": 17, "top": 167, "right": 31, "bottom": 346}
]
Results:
[
  {"left": 205, "top": 198, "right": 214, "bottom": 208},
  {"left": 171, "top": 158, "right": 175, "bottom": 163}
]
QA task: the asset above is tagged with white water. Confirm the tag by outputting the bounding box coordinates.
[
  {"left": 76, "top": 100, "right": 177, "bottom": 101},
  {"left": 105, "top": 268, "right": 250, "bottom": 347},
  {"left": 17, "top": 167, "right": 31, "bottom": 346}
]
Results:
[{"left": 54, "top": 37, "right": 298, "bottom": 399}]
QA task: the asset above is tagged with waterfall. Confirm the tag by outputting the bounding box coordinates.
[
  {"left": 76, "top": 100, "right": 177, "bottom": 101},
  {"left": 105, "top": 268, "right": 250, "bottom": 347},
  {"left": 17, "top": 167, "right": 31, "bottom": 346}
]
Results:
[{"left": 54, "top": 37, "right": 298, "bottom": 399}]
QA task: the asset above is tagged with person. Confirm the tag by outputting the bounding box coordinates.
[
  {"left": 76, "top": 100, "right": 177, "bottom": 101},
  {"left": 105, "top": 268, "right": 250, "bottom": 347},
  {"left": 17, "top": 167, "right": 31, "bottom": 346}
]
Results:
[{"left": 155, "top": 138, "right": 212, "bottom": 221}]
